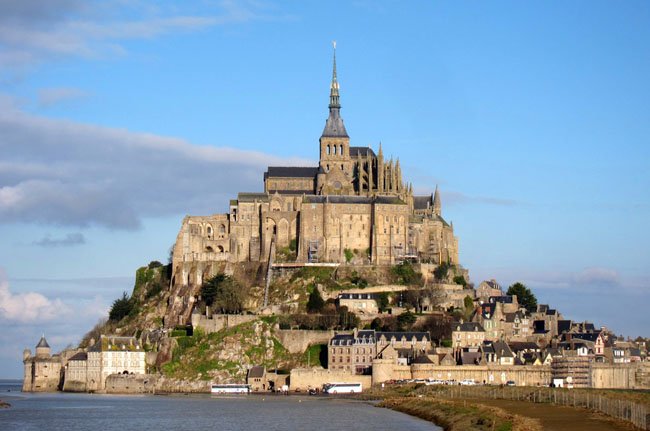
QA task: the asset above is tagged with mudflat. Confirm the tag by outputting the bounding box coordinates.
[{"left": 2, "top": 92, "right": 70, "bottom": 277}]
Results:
[{"left": 472, "top": 398, "right": 635, "bottom": 431}]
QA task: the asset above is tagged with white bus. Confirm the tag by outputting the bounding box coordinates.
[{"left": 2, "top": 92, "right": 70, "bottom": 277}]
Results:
[
  {"left": 323, "top": 382, "right": 362, "bottom": 394},
  {"left": 211, "top": 384, "right": 251, "bottom": 394}
]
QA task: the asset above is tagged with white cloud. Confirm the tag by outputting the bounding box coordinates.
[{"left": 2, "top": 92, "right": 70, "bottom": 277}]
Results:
[
  {"left": 0, "top": 270, "right": 72, "bottom": 323},
  {"left": 37, "top": 87, "right": 89, "bottom": 107},
  {"left": 33, "top": 232, "right": 86, "bottom": 247},
  {"left": 0, "top": 97, "right": 312, "bottom": 229},
  {"left": 0, "top": 0, "right": 283, "bottom": 72}
]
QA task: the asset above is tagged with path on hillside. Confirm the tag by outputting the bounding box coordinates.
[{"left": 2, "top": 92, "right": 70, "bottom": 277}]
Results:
[{"left": 471, "top": 398, "right": 635, "bottom": 431}]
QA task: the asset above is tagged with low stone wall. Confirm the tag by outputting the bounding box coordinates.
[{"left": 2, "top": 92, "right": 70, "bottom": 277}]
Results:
[
  {"left": 104, "top": 374, "right": 211, "bottom": 394},
  {"left": 591, "top": 363, "right": 650, "bottom": 389},
  {"left": 290, "top": 368, "right": 372, "bottom": 392},
  {"left": 62, "top": 380, "right": 87, "bottom": 393},
  {"left": 275, "top": 329, "right": 334, "bottom": 354},
  {"left": 191, "top": 314, "right": 258, "bottom": 334},
  {"left": 372, "top": 360, "right": 551, "bottom": 386}
]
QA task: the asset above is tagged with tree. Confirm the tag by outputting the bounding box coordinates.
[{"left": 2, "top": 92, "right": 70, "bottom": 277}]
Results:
[
  {"left": 306, "top": 286, "right": 325, "bottom": 313},
  {"left": 507, "top": 282, "right": 537, "bottom": 313},
  {"left": 391, "top": 262, "right": 423, "bottom": 285},
  {"left": 201, "top": 274, "right": 246, "bottom": 314},
  {"left": 375, "top": 292, "right": 390, "bottom": 313},
  {"left": 433, "top": 262, "right": 452, "bottom": 281},
  {"left": 109, "top": 292, "right": 133, "bottom": 322},
  {"left": 453, "top": 275, "right": 467, "bottom": 287},
  {"left": 397, "top": 311, "right": 417, "bottom": 330},
  {"left": 417, "top": 314, "right": 452, "bottom": 342},
  {"left": 463, "top": 295, "right": 474, "bottom": 310}
]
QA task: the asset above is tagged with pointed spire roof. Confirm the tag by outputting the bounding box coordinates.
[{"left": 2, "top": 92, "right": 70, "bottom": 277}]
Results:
[
  {"left": 433, "top": 185, "right": 441, "bottom": 216},
  {"left": 322, "top": 41, "right": 348, "bottom": 138},
  {"left": 36, "top": 335, "right": 50, "bottom": 349},
  {"left": 378, "top": 142, "right": 383, "bottom": 159}
]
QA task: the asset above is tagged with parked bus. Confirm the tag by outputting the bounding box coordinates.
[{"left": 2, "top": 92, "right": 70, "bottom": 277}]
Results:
[
  {"left": 323, "top": 383, "right": 362, "bottom": 394},
  {"left": 211, "top": 384, "right": 251, "bottom": 394}
]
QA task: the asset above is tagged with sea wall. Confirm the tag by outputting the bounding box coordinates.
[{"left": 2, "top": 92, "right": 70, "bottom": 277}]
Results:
[
  {"left": 104, "top": 374, "right": 211, "bottom": 394},
  {"left": 290, "top": 368, "right": 372, "bottom": 392}
]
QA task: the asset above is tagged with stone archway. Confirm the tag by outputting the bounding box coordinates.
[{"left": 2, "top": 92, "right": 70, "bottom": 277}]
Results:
[{"left": 277, "top": 218, "right": 289, "bottom": 247}]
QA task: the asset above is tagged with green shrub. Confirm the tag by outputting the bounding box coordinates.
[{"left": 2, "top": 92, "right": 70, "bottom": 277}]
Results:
[
  {"left": 344, "top": 248, "right": 354, "bottom": 263},
  {"left": 108, "top": 292, "right": 133, "bottom": 322}
]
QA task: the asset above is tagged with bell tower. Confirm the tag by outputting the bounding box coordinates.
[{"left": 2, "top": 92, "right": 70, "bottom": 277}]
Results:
[{"left": 318, "top": 42, "right": 353, "bottom": 195}]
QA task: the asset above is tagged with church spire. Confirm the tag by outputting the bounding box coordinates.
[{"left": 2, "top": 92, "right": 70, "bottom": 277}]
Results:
[
  {"left": 321, "top": 41, "right": 348, "bottom": 138},
  {"left": 329, "top": 41, "right": 340, "bottom": 109}
]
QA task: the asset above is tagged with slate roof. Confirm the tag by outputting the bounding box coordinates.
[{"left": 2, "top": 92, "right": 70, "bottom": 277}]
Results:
[
  {"left": 454, "top": 322, "right": 485, "bottom": 332},
  {"left": 303, "top": 195, "right": 406, "bottom": 205},
  {"left": 330, "top": 334, "right": 354, "bottom": 346},
  {"left": 413, "top": 195, "right": 433, "bottom": 210},
  {"left": 489, "top": 295, "right": 514, "bottom": 304},
  {"left": 36, "top": 336, "right": 50, "bottom": 349},
  {"left": 88, "top": 335, "right": 141, "bottom": 352},
  {"left": 350, "top": 146, "right": 376, "bottom": 158},
  {"left": 322, "top": 109, "right": 349, "bottom": 137},
  {"left": 508, "top": 342, "right": 540, "bottom": 353},
  {"left": 69, "top": 352, "right": 88, "bottom": 361},
  {"left": 248, "top": 366, "right": 265, "bottom": 378},
  {"left": 266, "top": 189, "right": 314, "bottom": 195},
  {"left": 377, "top": 331, "right": 429, "bottom": 342},
  {"left": 237, "top": 192, "right": 269, "bottom": 202},
  {"left": 558, "top": 320, "right": 573, "bottom": 334},
  {"left": 264, "top": 166, "right": 319, "bottom": 179},
  {"left": 492, "top": 341, "right": 515, "bottom": 358}
]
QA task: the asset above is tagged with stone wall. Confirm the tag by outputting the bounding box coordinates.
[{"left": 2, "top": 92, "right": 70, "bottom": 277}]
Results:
[
  {"left": 275, "top": 329, "right": 335, "bottom": 354},
  {"left": 591, "top": 363, "right": 650, "bottom": 389},
  {"left": 289, "top": 367, "right": 372, "bottom": 392},
  {"left": 104, "top": 374, "right": 211, "bottom": 394},
  {"left": 191, "top": 314, "right": 258, "bottom": 334},
  {"left": 372, "top": 360, "right": 551, "bottom": 386}
]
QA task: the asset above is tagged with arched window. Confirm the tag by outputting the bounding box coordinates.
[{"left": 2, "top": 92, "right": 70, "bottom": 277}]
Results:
[
  {"left": 217, "top": 245, "right": 224, "bottom": 253},
  {"left": 326, "top": 145, "right": 330, "bottom": 155},
  {"left": 219, "top": 224, "right": 226, "bottom": 234},
  {"left": 333, "top": 145, "right": 337, "bottom": 155},
  {"left": 339, "top": 144, "right": 343, "bottom": 155}
]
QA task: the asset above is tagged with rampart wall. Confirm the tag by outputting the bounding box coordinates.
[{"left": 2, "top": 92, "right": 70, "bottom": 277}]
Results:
[
  {"left": 289, "top": 368, "right": 372, "bottom": 392},
  {"left": 275, "top": 330, "right": 334, "bottom": 354},
  {"left": 191, "top": 314, "right": 258, "bottom": 334}
]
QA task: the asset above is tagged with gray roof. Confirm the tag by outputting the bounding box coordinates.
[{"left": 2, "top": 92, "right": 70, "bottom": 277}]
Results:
[
  {"left": 237, "top": 192, "right": 269, "bottom": 202},
  {"left": 413, "top": 195, "right": 433, "bottom": 210},
  {"left": 267, "top": 189, "right": 314, "bottom": 195},
  {"left": 265, "top": 167, "right": 319, "bottom": 179},
  {"left": 69, "top": 352, "right": 88, "bottom": 361},
  {"left": 36, "top": 336, "right": 50, "bottom": 348},
  {"left": 350, "top": 146, "right": 376, "bottom": 158},
  {"left": 322, "top": 109, "right": 348, "bottom": 138},
  {"left": 248, "top": 366, "right": 265, "bottom": 378},
  {"left": 454, "top": 322, "right": 485, "bottom": 332},
  {"left": 377, "top": 331, "right": 429, "bottom": 342},
  {"left": 303, "top": 195, "right": 405, "bottom": 205}
]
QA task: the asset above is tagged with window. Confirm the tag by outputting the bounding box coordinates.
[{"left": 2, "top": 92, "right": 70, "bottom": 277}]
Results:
[
  {"left": 327, "top": 145, "right": 330, "bottom": 155},
  {"left": 339, "top": 145, "right": 343, "bottom": 155}
]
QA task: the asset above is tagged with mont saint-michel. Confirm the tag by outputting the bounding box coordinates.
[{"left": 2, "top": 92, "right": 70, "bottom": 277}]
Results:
[{"left": 18, "top": 46, "right": 649, "bottom": 431}]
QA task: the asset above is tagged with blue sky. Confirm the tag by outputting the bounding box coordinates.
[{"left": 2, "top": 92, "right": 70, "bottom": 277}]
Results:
[{"left": 1, "top": 1, "right": 648, "bottom": 378}]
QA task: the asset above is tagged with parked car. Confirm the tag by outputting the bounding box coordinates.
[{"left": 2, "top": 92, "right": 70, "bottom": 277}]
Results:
[
  {"left": 460, "top": 379, "right": 476, "bottom": 386},
  {"left": 506, "top": 380, "right": 516, "bottom": 386}
]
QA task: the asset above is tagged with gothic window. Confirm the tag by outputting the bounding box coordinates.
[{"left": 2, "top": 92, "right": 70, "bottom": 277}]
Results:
[
  {"left": 219, "top": 224, "right": 226, "bottom": 234},
  {"left": 206, "top": 225, "right": 213, "bottom": 238},
  {"left": 339, "top": 144, "right": 343, "bottom": 155},
  {"left": 327, "top": 145, "right": 330, "bottom": 155},
  {"left": 333, "top": 145, "right": 337, "bottom": 155}
]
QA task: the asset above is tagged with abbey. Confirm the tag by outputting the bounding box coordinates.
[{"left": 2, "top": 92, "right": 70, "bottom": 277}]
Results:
[{"left": 171, "top": 49, "right": 459, "bottom": 287}]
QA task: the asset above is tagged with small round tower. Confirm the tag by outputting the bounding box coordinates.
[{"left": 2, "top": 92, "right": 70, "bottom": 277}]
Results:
[{"left": 35, "top": 335, "right": 51, "bottom": 358}]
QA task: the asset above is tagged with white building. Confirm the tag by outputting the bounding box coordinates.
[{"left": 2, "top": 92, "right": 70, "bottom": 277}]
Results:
[{"left": 64, "top": 335, "right": 145, "bottom": 392}]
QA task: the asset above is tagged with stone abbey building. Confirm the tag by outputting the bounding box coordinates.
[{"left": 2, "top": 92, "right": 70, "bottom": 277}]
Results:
[{"left": 172, "top": 49, "right": 459, "bottom": 287}]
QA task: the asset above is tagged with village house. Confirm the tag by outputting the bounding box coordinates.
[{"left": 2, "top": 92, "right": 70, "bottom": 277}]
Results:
[{"left": 452, "top": 322, "right": 485, "bottom": 349}]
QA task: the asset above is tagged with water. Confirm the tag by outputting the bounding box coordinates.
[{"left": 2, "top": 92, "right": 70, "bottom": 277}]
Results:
[{"left": 0, "top": 382, "right": 438, "bottom": 431}]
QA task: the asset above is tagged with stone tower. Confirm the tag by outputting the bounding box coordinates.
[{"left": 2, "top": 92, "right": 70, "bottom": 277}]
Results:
[{"left": 318, "top": 42, "right": 354, "bottom": 195}]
